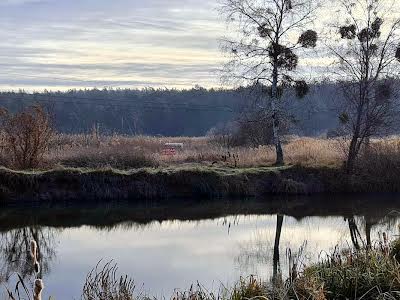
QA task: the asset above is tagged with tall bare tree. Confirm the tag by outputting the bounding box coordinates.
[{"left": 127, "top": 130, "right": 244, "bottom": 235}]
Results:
[
  {"left": 329, "top": 0, "right": 400, "bottom": 172},
  {"left": 221, "top": 0, "right": 319, "bottom": 165}
]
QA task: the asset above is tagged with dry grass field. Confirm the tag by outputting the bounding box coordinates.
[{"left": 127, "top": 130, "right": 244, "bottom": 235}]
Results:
[
  {"left": 42, "top": 134, "right": 400, "bottom": 169},
  {"left": 1, "top": 131, "right": 400, "bottom": 171},
  {"left": 43, "top": 134, "right": 344, "bottom": 169}
]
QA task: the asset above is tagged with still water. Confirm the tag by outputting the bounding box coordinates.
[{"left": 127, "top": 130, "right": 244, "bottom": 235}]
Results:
[{"left": 1, "top": 196, "right": 400, "bottom": 299}]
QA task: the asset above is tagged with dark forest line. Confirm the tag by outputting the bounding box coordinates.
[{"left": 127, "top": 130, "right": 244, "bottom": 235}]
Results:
[{"left": 0, "top": 83, "right": 341, "bottom": 137}]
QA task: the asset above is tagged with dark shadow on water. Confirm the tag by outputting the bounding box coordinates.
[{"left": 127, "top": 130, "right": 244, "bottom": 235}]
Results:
[{"left": 1, "top": 194, "right": 400, "bottom": 231}]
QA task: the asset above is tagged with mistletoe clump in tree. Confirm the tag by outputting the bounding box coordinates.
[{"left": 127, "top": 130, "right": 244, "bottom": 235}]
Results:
[
  {"left": 221, "top": 0, "right": 319, "bottom": 165},
  {"left": 330, "top": 0, "right": 400, "bottom": 172}
]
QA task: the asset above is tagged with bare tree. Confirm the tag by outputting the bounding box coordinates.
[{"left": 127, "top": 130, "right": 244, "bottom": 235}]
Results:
[
  {"left": 221, "top": 0, "right": 319, "bottom": 165},
  {"left": 0, "top": 105, "right": 54, "bottom": 169},
  {"left": 328, "top": 0, "right": 400, "bottom": 172}
]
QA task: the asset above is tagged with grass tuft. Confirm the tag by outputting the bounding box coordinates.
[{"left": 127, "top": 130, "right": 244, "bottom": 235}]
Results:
[
  {"left": 82, "top": 260, "right": 138, "bottom": 300},
  {"left": 293, "top": 241, "right": 400, "bottom": 299}
]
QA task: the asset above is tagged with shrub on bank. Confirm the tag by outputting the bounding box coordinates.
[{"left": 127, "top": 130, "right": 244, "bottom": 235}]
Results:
[
  {"left": 356, "top": 140, "right": 400, "bottom": 184},
  {"left": 293, "top": 238, "right": 400, "bottom": 299},
  {"left": 58, "top": 145, "right": 158, "bottom": 169},
  {"left": 0, "top": 105, "right": 54, "bottom": 170}
]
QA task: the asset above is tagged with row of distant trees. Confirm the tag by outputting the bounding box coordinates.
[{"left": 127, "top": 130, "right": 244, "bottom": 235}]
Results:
[
  {"left": 0, "top": 88, "right": 240, "bottom": 137},
  {"left": 0, "top": 82, "right": 349, "bottom": 138},
  {"left": 221, "top": 0, "right": 400, "bottom": 172}
]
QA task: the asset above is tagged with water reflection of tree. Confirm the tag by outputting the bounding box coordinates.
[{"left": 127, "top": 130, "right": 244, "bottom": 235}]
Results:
[
  {"left": 346, "top": 213, "right": 400, "bottom": 250},
  {"left": 235, "top": 213, "right": 400, "bottom": 283},
  {"left": 273, "top": 215, "right": 283, "bottom": 281},
  {"left": 0, "top": 227, "right": 58, "bottom": 282},
  {"left": 347, "top": 217, "right": 362, "bottom": 250},
  {"left": 235, "top": 214, "right": 284, "bottom": 282}
]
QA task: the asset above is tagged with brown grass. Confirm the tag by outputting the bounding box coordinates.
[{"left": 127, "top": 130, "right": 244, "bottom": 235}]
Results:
[
  {"left": 82, "top": 261, "right": 136, "bottom": 300},
  {"left": 2, "top": 130, "right": 400, "bottom": 172},
  {"left": 358, "top": 138, "right": 400, "bottom": 172},
  {"left": 38, "top": 134, "right": 345, "bottom": 169},
  {"left": 0, "top": 106, "right": 53, "bottom": 170},
  {"left": 292, "top": 234, "right": 400, "bottom": 300}
]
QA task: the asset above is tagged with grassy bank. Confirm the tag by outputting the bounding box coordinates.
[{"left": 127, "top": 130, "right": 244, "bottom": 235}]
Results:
[{"left": 2, "top": 163, "right": 400, "bottom": 202}]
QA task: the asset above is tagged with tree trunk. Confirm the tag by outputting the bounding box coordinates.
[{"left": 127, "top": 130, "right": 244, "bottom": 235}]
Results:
[
  {"left": 346, "top": 137, "right": 358, "bottom": 173},
  {"left": 271, "top": 61, "right": 284, "bottom": 166},
  {"left": 346, "top": 113, "right": 364, "bottom": 173}
]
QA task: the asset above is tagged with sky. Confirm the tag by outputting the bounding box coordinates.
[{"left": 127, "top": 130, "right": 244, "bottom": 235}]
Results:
[
  {"left": 0, "top": 0, "right": 225, "bottom": 91},
  {"left": 1, "top": 0, "right": 398, "bottom": 92}
]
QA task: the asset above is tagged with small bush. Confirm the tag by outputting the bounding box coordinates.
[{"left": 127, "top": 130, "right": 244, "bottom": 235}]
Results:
[
  {"left": 210, "top": 114, "right": 290, "bottom": 148},
  {"left": 0, "top": 105, "right": 53, "bottom": 169},
  {"left": 231, "top": 276, "right": 267, "bottom": 300}
]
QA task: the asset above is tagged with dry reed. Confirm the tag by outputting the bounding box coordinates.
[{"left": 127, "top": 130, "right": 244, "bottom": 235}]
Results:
[
  {"left": 2, "top": 125, "right": 398, "bottom": 171},
  {"left": 42, "top": 134, "right": 346, "bottom": 170}
]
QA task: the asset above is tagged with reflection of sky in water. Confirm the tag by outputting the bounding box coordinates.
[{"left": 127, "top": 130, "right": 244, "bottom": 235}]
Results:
[{"left": 1, "top": 215, "right": 399, "bottom": 300}]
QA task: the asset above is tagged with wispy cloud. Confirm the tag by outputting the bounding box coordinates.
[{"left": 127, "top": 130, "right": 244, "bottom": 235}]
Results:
[{"left": 0, "top": 0, "right": 224, "bottom": 91}]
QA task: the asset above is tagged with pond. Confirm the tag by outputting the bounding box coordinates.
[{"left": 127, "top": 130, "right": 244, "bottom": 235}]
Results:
[{"left": 1, "top": 195, "right": 400, "bottom": 300}]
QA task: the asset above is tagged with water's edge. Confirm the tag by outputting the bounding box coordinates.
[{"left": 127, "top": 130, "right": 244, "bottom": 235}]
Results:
[
  {"left": 1, "top": 195, "right": 400, "bottom": 231},
  {"left": 1, "top": 165, "right": 400, "bottom": 202}
]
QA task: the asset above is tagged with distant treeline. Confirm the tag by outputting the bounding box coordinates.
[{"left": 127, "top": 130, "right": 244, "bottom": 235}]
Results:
[{"left": 0, "top": 83, "right": 343, "bottom": 136}]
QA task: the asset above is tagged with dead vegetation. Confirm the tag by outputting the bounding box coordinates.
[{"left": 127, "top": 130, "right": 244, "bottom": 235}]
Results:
[
  {"left": 0, "top": 106, "right": 53, "bottom": 170},
  {"left": 44, "top": 134, "right": 400, "bottom": 172},
  {"left": 2, "top": 107, "right": 400, "bottom": 199},
  {"left": 2, "top": 120, "right": 400, "bottom": 199},
  {"left": 82, "top": 261, "right": 137, "bottom": 300},
  {"left": 0, "top": 105, "right": 398, "bottom": 173},
  {"left": 43, "top": 134, "right": 344, "bottom": 170}
]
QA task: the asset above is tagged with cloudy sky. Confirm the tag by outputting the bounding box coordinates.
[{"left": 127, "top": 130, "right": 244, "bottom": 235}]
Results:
[
  {"left": 2, "top": 1, "right": 398, "bottom": 92},
  {"left": 0, "top": 0, "right": 225, "bottom": 91}
]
